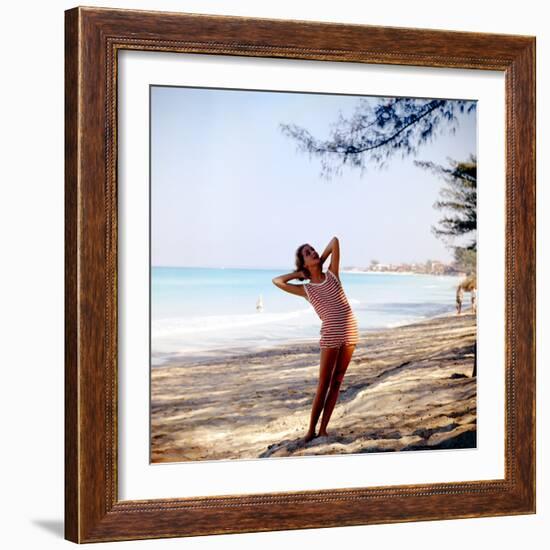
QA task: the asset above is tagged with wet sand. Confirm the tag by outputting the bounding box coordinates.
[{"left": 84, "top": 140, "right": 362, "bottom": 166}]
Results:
[{"left": 151, "top": 310, "right": 476, "bottom": 462}]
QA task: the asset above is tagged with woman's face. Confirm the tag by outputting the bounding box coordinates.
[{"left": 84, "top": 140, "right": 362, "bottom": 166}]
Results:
[{"left": 301, "top": 244, "right": 320, "bottom": 271}]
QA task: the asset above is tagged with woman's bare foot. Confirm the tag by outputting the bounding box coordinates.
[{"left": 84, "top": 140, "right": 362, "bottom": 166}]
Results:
[
  {"left": 304, "top": 430, "right": 316, "bottom": 443},
  {"left": 318, "top": 429, "right": 329, "bottom": 438}
]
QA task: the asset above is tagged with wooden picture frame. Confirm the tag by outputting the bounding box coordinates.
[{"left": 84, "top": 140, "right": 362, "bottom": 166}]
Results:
[{"left": 64, "top": 6, "right": 536, "bottom": 543}]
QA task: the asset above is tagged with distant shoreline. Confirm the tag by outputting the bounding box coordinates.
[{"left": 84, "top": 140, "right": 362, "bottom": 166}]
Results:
[
  {"left": 152, "top": 265, "right": 465, "bottom": 277},
  {"left": 341, "top": 269, "right": 464, "bottom": 277}
]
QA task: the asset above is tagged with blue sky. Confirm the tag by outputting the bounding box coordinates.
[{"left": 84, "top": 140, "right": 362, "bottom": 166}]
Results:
[{"left": 151, "top": 85, "right": 476, "bottom": 270}]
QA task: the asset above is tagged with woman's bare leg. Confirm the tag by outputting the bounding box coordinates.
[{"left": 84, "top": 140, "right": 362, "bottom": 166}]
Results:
[
  {"left": 305, "top": 347, "right": 340, "bottom": 442},
  {"left": 318, "top": 344, "right": 356, "bottom": 436}
]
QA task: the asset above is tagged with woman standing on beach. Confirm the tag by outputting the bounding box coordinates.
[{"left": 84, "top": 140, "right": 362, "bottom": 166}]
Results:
[{"left": 272, "top": 236, "right": 359, "bottom": 442}]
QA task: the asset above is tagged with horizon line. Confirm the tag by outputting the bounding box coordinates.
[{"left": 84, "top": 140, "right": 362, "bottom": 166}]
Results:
[{"left": 151, "top": 260, "right": 458, "bottom": 270}]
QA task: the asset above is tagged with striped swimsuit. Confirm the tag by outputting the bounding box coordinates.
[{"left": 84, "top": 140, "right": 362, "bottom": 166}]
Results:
[{"left": 303, "top": 269, "right": 359, "bottom": 349}]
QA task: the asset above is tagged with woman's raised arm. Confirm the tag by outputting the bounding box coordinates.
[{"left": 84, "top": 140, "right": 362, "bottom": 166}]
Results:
[
  {"left": 272, "top": 271, "right": 307, "bottom": 299},
  {"left": 319, "top": 236, "right": 340, "bottom": 280}
]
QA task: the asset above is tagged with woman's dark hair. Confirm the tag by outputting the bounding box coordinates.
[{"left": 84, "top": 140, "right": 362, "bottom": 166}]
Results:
[{"left": 295, "top": 243, "right": 311, "bottom": 281}]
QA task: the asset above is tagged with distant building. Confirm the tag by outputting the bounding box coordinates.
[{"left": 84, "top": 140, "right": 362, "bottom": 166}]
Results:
[{"left": 346, "top": 259, "right": 467, "bottom": 276}]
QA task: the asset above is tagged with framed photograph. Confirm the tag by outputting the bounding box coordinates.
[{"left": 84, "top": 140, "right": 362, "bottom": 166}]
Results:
[{"left": 65, "top": 6, "right": 536, "bottom": 543}]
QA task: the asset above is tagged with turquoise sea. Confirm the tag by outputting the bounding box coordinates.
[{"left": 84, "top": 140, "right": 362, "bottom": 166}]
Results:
[{"left": 151, "top": 266, "right": 463, "bottom": 365}]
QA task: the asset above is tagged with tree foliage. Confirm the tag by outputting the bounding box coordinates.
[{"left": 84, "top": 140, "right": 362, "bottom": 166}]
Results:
[
  {"left": 280, "top": 97, "right": 476, "bottom": 180},
  {"left": 414, "top": 155, "right": 477, "bottom": 253},
  {"left": 454, "top": 247, "right": 477, "bottom": 276}
]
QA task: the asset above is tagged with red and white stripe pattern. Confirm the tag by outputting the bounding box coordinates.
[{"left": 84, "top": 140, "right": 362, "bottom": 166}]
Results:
[{"left": 304, "top": 269, "right": 359, "bottom": 349}]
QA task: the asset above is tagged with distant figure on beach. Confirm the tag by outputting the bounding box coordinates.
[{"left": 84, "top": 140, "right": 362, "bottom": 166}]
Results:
[
  {"left": 272, "top": 236, "right": 359, "bottom": 443},
  {"left": 456, "top": 286, "right": 464, "bottom": 315},
  {"left": 256, "top": 294, "right": 264, "bottom": 312},
  {"left": 456, "top": 274, "right": 476, "bottom": 315}
]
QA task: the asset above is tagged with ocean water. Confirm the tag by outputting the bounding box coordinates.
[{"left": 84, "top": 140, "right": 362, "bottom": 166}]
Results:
[{"left": 151, "top": 266, "right": 464, "bottom": 365}]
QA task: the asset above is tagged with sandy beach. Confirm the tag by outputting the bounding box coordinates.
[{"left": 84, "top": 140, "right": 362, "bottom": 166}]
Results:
[{"left": 151, "top": 309, "right": 476, "bottom": 462}]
